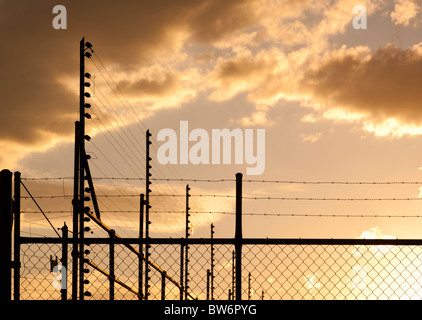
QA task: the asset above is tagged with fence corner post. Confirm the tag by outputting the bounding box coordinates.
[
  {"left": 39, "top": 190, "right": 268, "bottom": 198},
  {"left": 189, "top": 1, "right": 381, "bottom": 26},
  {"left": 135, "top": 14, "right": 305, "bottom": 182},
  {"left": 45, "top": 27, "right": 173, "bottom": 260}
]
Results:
[
  {"left": 0, "top": 169, "right": 12, "bottom": 301},
  {"left": 13, "top": 171, "right": 21, "bottom": 301}
]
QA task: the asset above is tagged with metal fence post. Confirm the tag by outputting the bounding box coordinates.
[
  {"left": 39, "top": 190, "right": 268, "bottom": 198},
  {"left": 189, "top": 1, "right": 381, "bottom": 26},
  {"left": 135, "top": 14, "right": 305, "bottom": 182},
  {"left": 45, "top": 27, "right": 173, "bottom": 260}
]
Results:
[
  {"left": 232, "top": 250, "right": 235, "bottom": 299},
  {"left": 248, "top": 272, "right": 251, "bottom": 300},
  {"left": 185, "top": 184, "right": 190, "bottom": 300},
  {"left": 61, "top": 223, "right": 68, "bottom": 300},
  {"left": 206, "top": 269, "right": 210, "bottom": 300},
  {"left": 139, "top": 193, "right": 144, "bottom": 300},
  {"left": 235, "top": 172, "right": 242, "bottom": 300},
  {"left": 161, "top": 271, "right": 166, "bottom": 300},
  {"left": 109, "top": 229, "right": 115, "bottom": 300},
  {"left": 210, "top": 223, "right": 215, "bottom": 300},
  {"left": 78, "top": 37, "right": 88, "bottom": 301},
  {"left": 145, "top": 129, "right": 152, "bottom": 300},
  {"left": 180, "top": 243, "right": 184, "bottom": 300},
  {"left": 0, "top": 169, "right": 12, "bottom": 301},
  {"left": 13, "top": 171, "right": 21, "bottom": 301}
]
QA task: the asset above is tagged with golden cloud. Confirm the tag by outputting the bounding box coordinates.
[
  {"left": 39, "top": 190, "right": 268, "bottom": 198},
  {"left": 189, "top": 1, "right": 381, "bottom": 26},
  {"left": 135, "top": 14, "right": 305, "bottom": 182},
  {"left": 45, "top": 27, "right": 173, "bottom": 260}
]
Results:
[{"left": 390, "top": 0, "right": 420, "bottom": 27}]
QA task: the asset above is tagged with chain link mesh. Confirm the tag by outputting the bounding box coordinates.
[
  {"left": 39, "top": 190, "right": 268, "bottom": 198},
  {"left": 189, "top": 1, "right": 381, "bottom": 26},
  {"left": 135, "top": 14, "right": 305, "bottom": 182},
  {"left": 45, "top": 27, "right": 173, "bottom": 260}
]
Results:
[
  {"left": 242, "top": 244, "right": 422, "bottom": 300},
  {"left": 19, "top": 243, "right": 72, "bottom": 300},
  {"left": 18, "top": 241, "right": 422, "bottom": 300}
]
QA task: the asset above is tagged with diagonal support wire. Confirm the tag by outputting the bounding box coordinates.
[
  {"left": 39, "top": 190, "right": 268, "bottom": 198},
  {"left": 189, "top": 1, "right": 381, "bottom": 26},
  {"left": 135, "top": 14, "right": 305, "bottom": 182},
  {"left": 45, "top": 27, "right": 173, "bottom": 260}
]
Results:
[
  {"left": 85, "top": 259, "right": 142, "bottom": 299},
  {"left": 20, "top": 181, "right": 61, "bottom": 238}
]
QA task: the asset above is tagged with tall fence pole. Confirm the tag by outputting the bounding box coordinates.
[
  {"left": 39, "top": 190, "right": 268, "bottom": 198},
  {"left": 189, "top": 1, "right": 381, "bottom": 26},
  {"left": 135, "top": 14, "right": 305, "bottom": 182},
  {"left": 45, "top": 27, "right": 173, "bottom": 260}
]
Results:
[
  {"left": 77, "top": 37, "right": 93, "bottom": 300},
  {"left": 61, "top": 223, "right": 68, "bottom": 301},
  {"left": 13, "top": 171, "right": 21, "bottom": 301},
  {"left": 235, "top": 172, "right": 243, "bottom": 300},
  {"left": 139, "top": 193, "right": 144, "bottom": 300},
  {"left": 185, "top": 184, "right": 190, "bottom": 299},
  {"left": 79, "top": 37, "right": 86, "bottom": 300},
  {"left": 145, "top": 129, "right": 152, "bottom": 300},
  {"left": 232, "top": 250, "right": 235, "bottom": 300},
  {"left": 0, "top": 169, "right": 12, "bottom": 301}
]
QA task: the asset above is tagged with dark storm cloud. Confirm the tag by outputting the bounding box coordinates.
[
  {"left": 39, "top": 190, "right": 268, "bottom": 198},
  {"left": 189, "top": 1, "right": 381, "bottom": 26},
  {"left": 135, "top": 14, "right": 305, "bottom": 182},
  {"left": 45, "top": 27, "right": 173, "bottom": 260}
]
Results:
[
  {"left": 0, "top": 0, "right": 257, "bottom": 145},
  {"left": 118, "top": 72, "right": 179, "bottom": 98},
  {"left": 302, "top": 44, "right": 422, "bottom": 125},
  {"left": 0, "top": 1, "right": 76, "bottom": 144},
  {"left": 185, "top": 0, "right": 256, "bottom": 43}
]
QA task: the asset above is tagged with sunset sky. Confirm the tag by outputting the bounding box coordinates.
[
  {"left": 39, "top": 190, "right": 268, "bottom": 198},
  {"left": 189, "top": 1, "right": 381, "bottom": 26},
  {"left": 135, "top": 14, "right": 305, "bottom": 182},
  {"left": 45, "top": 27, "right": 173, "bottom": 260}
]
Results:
[{"left": 3, "top": 0, "right": 422, "bottom": 240}]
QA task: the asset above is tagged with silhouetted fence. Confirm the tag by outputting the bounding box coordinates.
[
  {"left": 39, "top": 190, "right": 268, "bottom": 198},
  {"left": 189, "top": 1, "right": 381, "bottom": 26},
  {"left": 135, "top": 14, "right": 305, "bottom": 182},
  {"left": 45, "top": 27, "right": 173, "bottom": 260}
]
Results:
[
  {"left": 4, "top": 169, "right": 422, "bottom": 301},
  {"left": 16, "top": 237, "right": 422, "bottom": 300}
]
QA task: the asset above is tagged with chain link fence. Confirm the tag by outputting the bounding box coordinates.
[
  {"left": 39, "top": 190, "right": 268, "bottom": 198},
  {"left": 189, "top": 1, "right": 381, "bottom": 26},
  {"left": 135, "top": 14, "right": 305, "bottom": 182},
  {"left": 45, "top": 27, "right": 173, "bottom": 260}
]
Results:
[
  {"left": 16, "top": 240, "right": 422, "bottom": 300},
  {"left": 19, "top": 243, "right": 73, "bottom": 300},
  {"left": 242, "top": 244, "right": 422, "bottom": 300}
]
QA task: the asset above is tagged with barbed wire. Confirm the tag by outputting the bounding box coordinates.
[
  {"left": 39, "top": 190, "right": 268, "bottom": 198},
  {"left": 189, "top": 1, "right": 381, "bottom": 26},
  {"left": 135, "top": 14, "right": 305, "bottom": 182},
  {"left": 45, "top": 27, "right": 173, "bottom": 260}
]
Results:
[
  {"left": 21, "top": 194, "right": 422, "bottom": 201},
  {"left": 20, "top": 209, "right": 422, "bottom": 219},
  {"left": 20, "top": 176, "right": 422, "bottom": 184}
]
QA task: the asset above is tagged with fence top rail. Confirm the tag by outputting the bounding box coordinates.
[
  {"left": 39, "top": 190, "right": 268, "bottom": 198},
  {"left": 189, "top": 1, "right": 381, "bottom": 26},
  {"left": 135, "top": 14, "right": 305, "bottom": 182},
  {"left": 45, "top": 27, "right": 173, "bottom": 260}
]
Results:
[{"left": 18, "top": 236, "right": 422, "bottom": 246}]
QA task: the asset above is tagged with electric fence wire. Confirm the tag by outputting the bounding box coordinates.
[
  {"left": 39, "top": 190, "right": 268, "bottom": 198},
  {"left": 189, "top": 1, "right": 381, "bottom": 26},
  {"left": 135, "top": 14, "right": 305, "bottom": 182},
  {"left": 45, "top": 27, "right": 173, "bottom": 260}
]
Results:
[
  {"left": 19, "top": 49, "right": 422, "bottom": 236},
  {"left": 86, "top": 63, "right": 187, "bottom": 238},
  {"left": 88, "top": 52, "right": 217, "bottom": 237}
]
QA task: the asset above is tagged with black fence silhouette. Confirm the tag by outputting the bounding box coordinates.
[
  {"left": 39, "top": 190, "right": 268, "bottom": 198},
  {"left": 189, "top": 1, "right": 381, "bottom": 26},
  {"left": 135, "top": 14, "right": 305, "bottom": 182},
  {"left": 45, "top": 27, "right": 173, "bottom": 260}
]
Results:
[
  {"left": 4, "top": 169, "right": 422, "bottom": 301},
  {"left": 5, "top": 37, "right": 422, "bottom": 302},
  {"left": 16, "top": 237, "right": 422, "bottom": 300}
]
